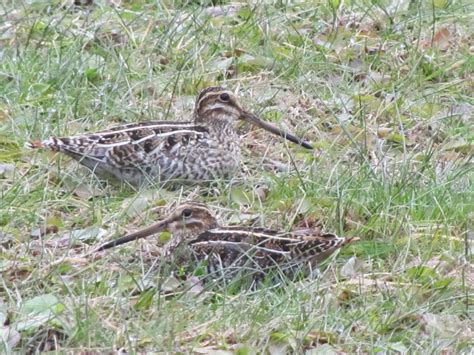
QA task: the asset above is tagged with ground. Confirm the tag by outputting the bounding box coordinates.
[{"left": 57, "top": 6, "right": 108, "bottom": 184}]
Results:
[{"left": 0, "top": 0, "right": 473, "bottom": 353}]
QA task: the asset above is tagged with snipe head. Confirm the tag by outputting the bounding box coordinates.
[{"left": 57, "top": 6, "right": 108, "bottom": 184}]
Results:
[
  {"left": 95, "top": 202, "right": 218, "bottom": 252},
  {"left": 194, "top": 86, "right": 312, "bottom": 149}
]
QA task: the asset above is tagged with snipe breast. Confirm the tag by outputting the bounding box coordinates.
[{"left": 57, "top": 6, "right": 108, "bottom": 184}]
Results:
[
  {"left": 26, "top": 87, "right": 312, "bottom": 185},
  {"left": 95, "top": 202, "right": 357, "bottom": 281}
]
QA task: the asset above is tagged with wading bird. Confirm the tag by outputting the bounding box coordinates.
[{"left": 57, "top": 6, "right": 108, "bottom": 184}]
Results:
[
  {"left": 27, "top": 87, "right": 312, "bottom": 185},
  {"left": 96, "top": 202, "right": 357, "bottom": 281}
]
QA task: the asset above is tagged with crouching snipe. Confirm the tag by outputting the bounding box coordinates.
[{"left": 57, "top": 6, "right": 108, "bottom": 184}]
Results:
[{"left": 95, "top": 202, "right": 357, "bottom": 282}]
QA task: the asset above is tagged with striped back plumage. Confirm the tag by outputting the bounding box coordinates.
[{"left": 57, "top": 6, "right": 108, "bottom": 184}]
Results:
[{"left": 187, "top": 227, "right": 355, "bottom": 281}]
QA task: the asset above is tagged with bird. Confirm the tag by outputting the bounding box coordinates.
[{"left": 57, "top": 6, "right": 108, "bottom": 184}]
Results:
[
  {"left": 95, "top": 202, "right": 358, "bottom": 282},
  {"left": 26, "top": 86, "right": 312, "bottom": 185}
]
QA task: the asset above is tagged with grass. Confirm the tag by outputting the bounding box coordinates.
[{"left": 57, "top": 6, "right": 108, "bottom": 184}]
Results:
[{"left": 1, "top": 0, "right": 473, "bottom": 352}]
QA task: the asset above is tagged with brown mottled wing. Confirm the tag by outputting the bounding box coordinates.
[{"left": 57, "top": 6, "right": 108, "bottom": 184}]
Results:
[
  {"left": 50, "top": 121, "right": 209, "bottom": 168},
  {"left": 188, "top": 227, "right": 349, "bottom": 278}
]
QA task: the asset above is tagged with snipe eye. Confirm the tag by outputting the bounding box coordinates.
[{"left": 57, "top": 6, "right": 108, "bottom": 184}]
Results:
[
  {"left": 219, "top": 93, "right": 230, "bottom": 102},
  {"left": 182, "top": 209, "right": 193, "bottom": 218}
]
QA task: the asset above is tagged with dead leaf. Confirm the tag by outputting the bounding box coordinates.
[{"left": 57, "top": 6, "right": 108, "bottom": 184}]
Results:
[
  {"left": 51, "top": 257, "right": 90, "bottom": 268},
  {"left": 123, "top": 196, "right": 151, "bottom": 218},
  {"left": 442, "top": 138, "right": 473, "bottom": 154},
  {"left": 261, "top": 157, "right": 290, "bottom": 173},
  {"left": 212, "top": 57, "right": 233, "bottom": 71},
  {"left": 432, "top": 27, "right": 451, "bottom": 51},
  {"left": 236, "top": 53, "right": 273, "bottom": 72},
  {"left": 202, "top": 5, "right": 242, "bottom": 18},
  {"left": 419, "top": 313, "right": 474, "bottom": 339},
  {"left": 253, "top": 185, "right": 268, "bottom": 201},
  {"left": 377, "top": 127, "right": 393, "bottom": 138},
  {"left": 0, "top": 326, "right": 21, "bottom": 349},
  {"left": 387, "top": 342, "right": 409, "bottom": 353},
  {"left": 225, "top": 212, "right": 261, "bottom": 225},
  {"left": 421, "top": 27, "right": 451, "bottom": 51},
  {"left": 222, "top": 48, "right": 246, "bottom": 58},
  {"left": 367, "top": 71, "right": 391, "bottom": 85},
  {"left": 340, "top": 256, "right": 357, "bottom": 278},
  {"left": 305, "top": 343, "right": 340, "bottom": 355},
  {"left": 0, "top": 299, "right": 6, "bottom": 325},
  {"left": 63, "top": 227, "right": 107, "bottom": 244},
  {"left": 161, "top": 275, "right": 181, "bottom": 292},
  {"left": 0, "top": 163, "right": 15, "bottom": 178},
  {"left": 184, "top": 276, "right": 204, "bottom": 295},
  {"left": 447, "top": 103, "right": 473, "bottom": 122},
  {"left": 72, "top": 183, "right": 105, "bottom": 199},
  {"left": 304, "top": 330, "right": 339, "bottom": 348},
  {"left": 268, "top": 341, "right": 289, "bottom": 355},
  {"left": 30, "top": 226, "right": 59, "bottom": 239},
  {"left": 0, "top": 109, "right": 8, "bottom": 122}
]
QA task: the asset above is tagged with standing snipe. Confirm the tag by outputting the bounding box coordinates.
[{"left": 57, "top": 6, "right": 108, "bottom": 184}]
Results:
[
  {"left": 26, "top": 87, "right": 312, "bottom": 185},
  {"left": 95, "top": 202, "right": 357, "bottom": 280}
]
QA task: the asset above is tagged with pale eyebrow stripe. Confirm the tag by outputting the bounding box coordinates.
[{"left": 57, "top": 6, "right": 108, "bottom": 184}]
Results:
[
  {"left": 94, "top": 122, "right": 198, "bottom": 136},
  {"left": 131, "top": 129, "right": 205, "bottom": 144},
  {"left": 207, "top": 229, "right": 294, "bottom": 240},
  {"left": 91, "top": 129, "right": 206, "bottom": 148}
]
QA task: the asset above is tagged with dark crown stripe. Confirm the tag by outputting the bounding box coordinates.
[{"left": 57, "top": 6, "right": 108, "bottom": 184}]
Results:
[
  {"left": 197, "top": 86, "right": 225, "bottom": 102},
  {"left": 196, "top": 89, "right": 234, "bottom": 110},
  {"left": 175, "top": 203, "right": 215, "bottom": 221},
  {"left": 180, "top": 202, "right": 212, "bottom": 210}
]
